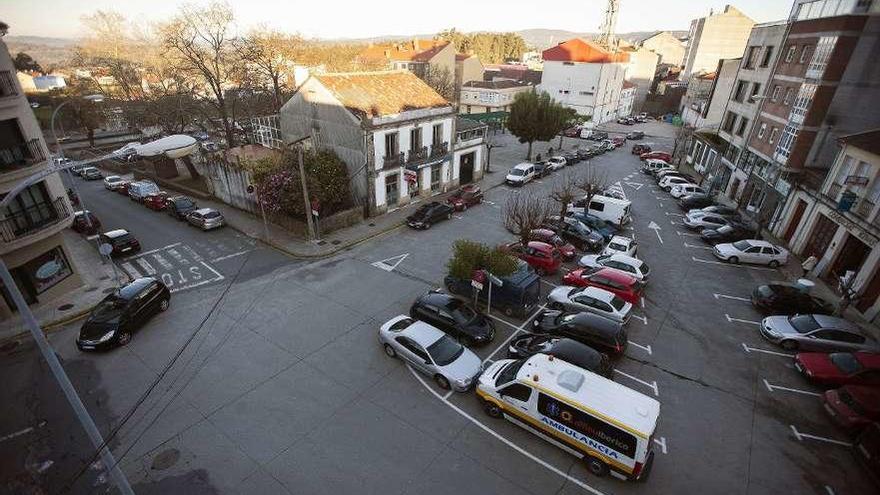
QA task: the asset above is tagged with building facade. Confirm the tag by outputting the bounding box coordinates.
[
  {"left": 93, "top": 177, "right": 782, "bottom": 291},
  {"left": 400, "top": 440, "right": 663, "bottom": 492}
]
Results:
[
  {"left": 459, "top": 80, "right": 533, "bottom": 114},
  {"left": 454, "top": 54, "right": 484, "bottom": 93},
  {"left": 622, "top": 46, "right": 660, "bottom": 112},
  {"left": 680, "top": 71, "right": 717, "bottom": 127},
  {"left": 637, "top": 31, "right": 687, "bottom": 67},
  {"left": 618, "top": 82, "right": 635, "bottom": 117},
  {"left": 682, "top": 5, "right": 756, "bottom": 80},
  {"left": 1, "top": 37, "right": 80, "bottom": 319}
]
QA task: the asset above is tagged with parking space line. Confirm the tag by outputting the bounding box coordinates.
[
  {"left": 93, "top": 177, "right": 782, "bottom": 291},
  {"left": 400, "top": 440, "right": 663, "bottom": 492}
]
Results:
[
  {"left": 614, "top": 369, "right": 659, "bottom": 396},
  {"left": 725, "top": 314, "right": 760, "bottom": 326},
  {"left": 691, "top": 257, "right": 778, "bottom": 272},
  {"left": 135, "top": 258, "right": 157, "bottom": 275},
  {"left": 825, "top": 485, "right": 836, "bottom": 495},
  {"left": 406, "top": 365, "right": 607, "bottom": 495},
  {"left": 682, "top": 243, "right": 713, "bottom": 250},
  {"left": 484, "top": 305, "right": 545, "bottom": 364},
  {"left": 631, "top": 314, "right": 648, "bottom": 325},
  {"left": 664, "top": 212, "right": 684, "bottom": 217},
  {"left": 653, "top": 437, "right": 667, "bottom": 454},
  {"left": 442, "top": 390, "right": 454, "bottom": 400},
  {"left": 741, "top": 343, "right": 794, "bottom": 358},
  {"left": 0, "top": 425, "right": 35, "bottom": 444},
  {"left": 211, "top": 249, "right": 253, "bottom": 262},
  {"left": 135, "top": 242, "right": 182, "bottom": 257},
  {"left": 763, "top": 379, "right": 821, "bottom": 397},
  {"left": 639, "top": 297, "right": 645, "bottom": 308},
  {"left": 627, "top": 341, "right": 652, "bottom": 355},
  {"left": 714, "top": 293, "right": 750, "bottom": 302},
  {"left": 86, "top": 234, "right": 100, "bottom": 241},
  {"left": 789, "top": 425, "right": 852, "bottom": 447}
]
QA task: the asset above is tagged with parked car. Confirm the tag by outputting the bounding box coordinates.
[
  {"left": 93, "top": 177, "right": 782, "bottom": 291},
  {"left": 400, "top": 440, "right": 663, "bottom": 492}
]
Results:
[
  {"left": 670, "top": 184, "right": 705, "bottom": 199},
  {"left": 751, "top": 283, "right": 835, "bottom": 315},
  {"left": 631, "top": 144, "right": 652, "bottom": 154},
  {"left": 795, "top": 351, "right": 880, "bottom": 387},
  {"left": 577, "top": 253, "right": 650, "bottom": 281},
  {"left": 589, "top": 131, "right": 608, "bottom": 141},
  {"left": 144, "top": 192, "right": 169, "bottom": 211},
  {"left": 378, "top": 315, "right": 482, "bottom": 391},
  {"left": 529, "top": 229, "right": 576, "bottom": 260},
  {"left": 81, "top": 167, "right": 103, "bottom": 180},
  {"left": 611, "top": 137, "right": 626, "bottom": 148},
  {"left": 690, "top": 205, "right": 740, "bottom": 218},
  {"left": 532, "top": 161, "right": 552, "bottom": 178},
  {"left": 410, "top": 290, "right": 495, "bottom": 345},
  {"left": 99, "top": 229, "right": 141, "bottom": 257},
  {"left": 547, "top": 285, "right": 632, "bottom": 323},
  {"left": 588, "top": 145, "right": 605, "bottom": 156},
  {"left": 166, "top": 196, "right": 198, "bottom": 220},
  {"left": 683, "top": 211, "right": 730, "bottom": 230},
  {"left": 563, "top": 212, "right": 617, "bottom": 240},
  {"left": 602, "top": 235, "right": 638, "bottom": 257},
  {"left": 575, "top": 148, "right": 592, "bottom": 160},
  {"left": 713, "top": 239, "right": 788, "bottom": 267},
  {"left": 532, "top": 310, "right": 629, "bottom": 356},
  {"left": 500, "top": 241, "right": 563, "bottom": 275},
  {"left": 103, "top": 175, "right": 125, "bottom": 190},
  {"left": 506, "top": 335, "right": 613, "bottom": 377},
  {"left": 599, "top": 140, "right": 616, "bottom": 152},
  {"left": 561, "top": 151, "right": 580, "bottom": 165},
  {"left": 505, "top": 163, "right": 536, "bottom": 186},
  {"left": 700, "top": 223, "right": 756, "bottom": 245},
  {"left": 640, "top": 151, "right": 672, "bottom": 162},
  {"left": 761, "top": 315, "right": 880, "bottom": 352},
  {"left": 187, "top": 208, "right": 225, "bottom": 231},
  {"left": 568, "top": 195, "right": 632, "bottom": 228},
  {"left": 823, "top": 385, "right": 880, "bottom": 432},
  {"left": 659, "top": 175, "right": 692, "bottom": 191},
  {"left": 115, "top": 181, "right": 131, "bottom": 195},
  {"left": 445, "top": 260, "right": 540, "bottom": 318},
  {"left": 678, "top": 193, "right": 715, "bottom": 210},
  {"left": 542, "top": 217, "right": 604, "bottom": 252},
  {"left": 854, "top": 423, "right": 880, "bottom": 483},
  {"left": 626, "top": 131, "right": 645, "bottom": 140},
  {"left": 642, "top": 159, "right": 672, "bottom": 175},
  {"left": 76, "top": 277, "right": 171, "bottom": 350},
  {"left": 617, "top": 117, "right": 631, "bottom": 125},
  {"left": 563, "top": 127, "right": 581, "bottom": 138},
  {"left": 406, "top": 201, "right": 454, "bottom": 229},
  {"left": 71, "top": 210, "right": 101, "bottom": 235},
  {"left": 562, "top": 267, "right": 643, "bottom": 304},
  {"left": 127, "top": 181, "right": 160, "bottom": 202},
  {"left": 446, "top": 185, "right": 483, "bottom": 211}
]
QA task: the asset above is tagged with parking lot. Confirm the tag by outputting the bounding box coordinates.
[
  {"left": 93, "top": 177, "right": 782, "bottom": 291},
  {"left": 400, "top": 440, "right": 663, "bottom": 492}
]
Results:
[{"left": 27, "top": 125, "right": 876, "bottom": 494}]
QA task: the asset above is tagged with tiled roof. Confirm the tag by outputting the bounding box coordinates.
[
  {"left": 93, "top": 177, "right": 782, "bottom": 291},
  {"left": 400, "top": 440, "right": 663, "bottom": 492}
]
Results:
[
  {"left": 315, "top": 70, "right": 450, "bottom": 119},
  {"left": 839, "top": 129, "right": 880, "bottom": 156},
  {"left": 542, "top": 38, "right": 630, "bottom": 63},
  {"left": 463, "top": 80, "right": 532, "bottom": 90},
  {"left": 360, "top": 39, "right": 450, "bottom": 63}
]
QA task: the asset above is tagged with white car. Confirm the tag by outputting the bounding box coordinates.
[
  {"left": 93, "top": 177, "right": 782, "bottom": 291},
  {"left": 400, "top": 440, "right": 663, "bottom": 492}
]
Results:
[
  {"left": 659, "top": 176, "right": 691, "bottom": 191},
  {"left": 713, "top": 239, "right": 789, "bottom": 267},
  {"left": 547, "top": 156, "right": 567, "bottom": 171},
  {"left": 655, "top": 169, "right": 682, "bottom": 181},
  {"left": 670, "top": 183, "right": 705, "bottom": 198},
  {"left": 602, "top": 235, "right": 638, "bottom": 257},
  {"left": 103, "top": 175, "right": 125, "bottom": 190},
  {"left": 577, "top": 253, "right": 650, "bottom": 281},
  {"left": 643, "top": 159, "right": 671, "bottom": 175},
  {"left": 505, "top": 163, "right": 536, "bottom": 186},
  {"left": 683, "top": 212, "right": 730, "bottom": 230},
  {"left": 547, "top": 286, "right": 633, "bottom": 324}
]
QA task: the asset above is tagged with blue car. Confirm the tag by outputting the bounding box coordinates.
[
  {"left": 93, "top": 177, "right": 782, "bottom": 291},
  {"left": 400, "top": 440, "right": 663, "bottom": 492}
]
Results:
[{"left": 565, "top": 211, "right": 618, "bottom": 240}]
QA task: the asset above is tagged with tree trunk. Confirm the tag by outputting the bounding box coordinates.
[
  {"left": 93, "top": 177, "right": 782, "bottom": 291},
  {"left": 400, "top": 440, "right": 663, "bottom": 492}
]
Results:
[
  {"left": 526, "top": 141, "right": 533, "bottom": 160},
  {"left": 272, "top": 77, "right": 282, "bottom": 112},
  {"left": 217, "top": 96, "right": 236, "bottom": 148},
  {"left": 87, "top": 128, "right": 95, "bottom": 148}
]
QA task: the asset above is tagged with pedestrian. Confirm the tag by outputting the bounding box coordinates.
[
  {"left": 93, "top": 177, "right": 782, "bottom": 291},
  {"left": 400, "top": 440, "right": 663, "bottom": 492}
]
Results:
[{"left": 801, "top": 255, "right": 818, "bottom": 277}]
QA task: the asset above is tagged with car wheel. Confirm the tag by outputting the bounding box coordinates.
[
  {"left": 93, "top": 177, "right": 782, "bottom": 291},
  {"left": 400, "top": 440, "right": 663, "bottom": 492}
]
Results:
[
  {"left": 728, "top": 256, "right": 739, "bottom": 264},
  {"left": 159, "top": 298, "right": 170, "bottom": 312},
  {"left": 768, "top": 260, "right": 780, "bottom": 268},
  {"left": 117, "top": 331, "right": 132, "bottom": 346},
  {"left": 781, "top": 340, "right": 798, "bottom": 351},
  {"left": 483, "top": 400, "right": 503, "bottom": 419},
  {"left": 434, "top": 374, "right": 450, "bottom": 390},
  {"left": 383, "top": 343, "right": 397, "bottom": 358},
  {"left": 585, "top": 456, "right": 609, "bottom": 477},
  {"left": 503, "top": 306, "right": 514, "bottom": 317}
]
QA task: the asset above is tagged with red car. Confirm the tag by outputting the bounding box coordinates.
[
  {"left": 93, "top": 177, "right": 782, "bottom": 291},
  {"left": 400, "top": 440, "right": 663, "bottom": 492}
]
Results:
[
  {"left": 611, "top": 137, "right": 625, "bottom": 148},
  {"left": 115, "top": 181, "right": 131, "bottom": 196},
  {"left": 529, "top": 229, "right": 576, "bottom": 260},
  {"left": 632, "top": 144, "right": 652, "bottom": 155},
  {"left": 794, "top": 351, "right": 880, "bottom": 387},
  {"left": 640, "top": 151, "right": 672, "bottom": 162},
  {"left": 823, "top": 385, "right": 880, "bottom": 432},
  {"left": 446, "top": 185, "right": 483, "bottom": 211},
  {"left": 500, "top": 241, "right": 562, "bottom": 276},
  {"left": 563, "top": 127, "right": 581, "bottom": 137},
  {"left": 144, "top": 192, "right": 169, "bottom": 211},
  {"left": 562, "top": 267, "right": 643, "bottom": 305}
]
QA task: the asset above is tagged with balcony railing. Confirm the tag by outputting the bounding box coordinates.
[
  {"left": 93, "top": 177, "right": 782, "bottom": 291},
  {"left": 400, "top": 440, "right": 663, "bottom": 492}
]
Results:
[
  {"left": 827, "top": 183, "right": 842, "bottom": 201},
  {"left": 383, "top": 152, "right": 405, "bottom": 169},
  {"left": 407, "top": 146, "right": 428, "bottom": 164},
  {"left": 0, "top": 139, "right": 46, "bottom": 169},
  {"left": 1, "top": 196, "right": 71, "bottom": 243},
  {"left": 430, "top": 141, "right": 448, "bottom": 158},
  {"left": 0, "top": 70, "right": 18, "bottom": 98}
]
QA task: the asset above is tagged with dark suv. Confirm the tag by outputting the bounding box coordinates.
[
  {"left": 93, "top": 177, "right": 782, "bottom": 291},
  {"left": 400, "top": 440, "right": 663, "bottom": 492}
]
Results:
[
  {"left": 410, "top": 290, "right": 495, "bottom": 345},
  {"left": 406, "top": 202, "right": 454, "bottom": 229},
  {"left": 100, "top": 229, "right": 141, "bottom": 256},
  {"left": 166, "top": 196, "right": 198, "bottom": 220},
  {"left": 532, "top": 310, "right": 628, "bottom": 356},
  {"left": 76, "top": 277, "right": 171, "bottom": 350}
]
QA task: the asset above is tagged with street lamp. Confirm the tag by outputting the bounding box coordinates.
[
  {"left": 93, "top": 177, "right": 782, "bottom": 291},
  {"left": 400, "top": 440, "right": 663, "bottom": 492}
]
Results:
[{"left": 0, "top": 134, "right": 196, "bottom": 495}]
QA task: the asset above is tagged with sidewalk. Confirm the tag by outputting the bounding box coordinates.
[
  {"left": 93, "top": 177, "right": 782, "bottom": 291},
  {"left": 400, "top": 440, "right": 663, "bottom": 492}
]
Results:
[{"left": 0, "top": 230, "right": 123, "bottom": 342}]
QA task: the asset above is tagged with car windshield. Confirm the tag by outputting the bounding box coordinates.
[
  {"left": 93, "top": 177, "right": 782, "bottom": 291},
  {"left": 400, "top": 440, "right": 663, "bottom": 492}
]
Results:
[
  {"left": 177, "top": 199, "right": 195, "bottom": 208},
  {"left": 609, "top": 242, "right": 625, "bottom": 251},
  {"left": 204, "top": 211, "right": 221, "bottom": 219},
  {"left": 732, "top": 240, "right": 752, "bottom": 251},
  {"left": 510, "top": 169, "right": 524, "bottom": 176},
  {"left": 757, "top": 285, "right": 775, "bottom": 298},
  {"left": 112, "top": 233, "right": 133, "bottom": 243},
  {"left": 717, "top": 225, "right": 733, "bottom": 234},
  {"left": 830, "top": 353, "right": 863, "bottom": 374},
  {"left": 789, "top": 314, "right": 820, "bottom": 333},
  {"left": 610, "top": 296, "right": 626, "bottom": 311},
  {"left": 496, "top": 359, "right": 525, "bottom": 386},
  {"left": 426, "top": 335, "right": 465, "bottom": 366},
  {"left": 448, "top": 300, "right": 477, "bottom": 322},
  {"left": 93, "top": 295, "right": 127, "bottom": 315}
]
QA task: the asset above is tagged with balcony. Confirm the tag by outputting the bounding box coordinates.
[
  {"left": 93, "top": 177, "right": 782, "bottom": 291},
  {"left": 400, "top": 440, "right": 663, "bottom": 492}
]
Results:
[
  {"left": 382, "top": 152, "right": 405, "bottom": 170},
  {"left": 1, "top": 139, "right": 47, "bottom": 171},
  {"left": 0, "top": 71, "right": 18, "bottom": 100},
  {"left": 1, "top": 196, "right": 71, "bottom": 243},
  {"left": 430, "top": 141, "right": 448, "bottom": 158}
]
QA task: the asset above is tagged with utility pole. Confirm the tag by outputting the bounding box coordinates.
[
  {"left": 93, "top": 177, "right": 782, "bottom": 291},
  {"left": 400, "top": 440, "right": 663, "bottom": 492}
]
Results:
[{"left": 297, "top": 146, "right": 316, "bottom": 241}]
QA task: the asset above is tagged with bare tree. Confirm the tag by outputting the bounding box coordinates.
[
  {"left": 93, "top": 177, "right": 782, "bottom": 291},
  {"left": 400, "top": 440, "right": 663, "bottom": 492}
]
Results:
[
  {"left": 237, "top": 27, "right": 303, "bottom": 112},
  {"left": 574, "top": 162, "right": 609, "bottom": 210},
  {"left": 503, "top": 190, "right": 552, "bottom": 247},
  {"left": 418, "top": 64, "right": 455, "bottom": 101},
  {"left": 549, "top": 170, "right": 580, "bottom": 221}
]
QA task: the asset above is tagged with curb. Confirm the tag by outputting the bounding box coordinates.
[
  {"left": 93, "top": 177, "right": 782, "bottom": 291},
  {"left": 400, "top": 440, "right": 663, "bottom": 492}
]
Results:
[{"left": 0, "top": 304, "right": 95, "bottom": 347}]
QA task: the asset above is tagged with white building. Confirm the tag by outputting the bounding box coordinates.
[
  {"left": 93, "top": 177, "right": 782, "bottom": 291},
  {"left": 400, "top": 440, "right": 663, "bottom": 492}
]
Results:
[
  {"left": 618, "top": 81, "right": 635, "bottom": 117},
  {"left": 682, "top": 5, "right": 755, "bottom": 80},
  {"left": 539, "top": 38, "right": 630, "bottom": 124},
  {"left": 279, "top": 71, "right": 486, "bottom": 216},
  {"left": 459, "top": 80, "right": 533, "bottom": 114}
]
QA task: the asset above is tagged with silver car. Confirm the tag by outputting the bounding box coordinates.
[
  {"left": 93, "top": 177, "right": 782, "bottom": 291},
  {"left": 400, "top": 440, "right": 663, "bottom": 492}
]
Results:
[
  {"left": 547, "top": 285, "right": 632, "bottom": 324},
  {"left": 378, "top": 315, "right": 482, "bottom": 391},
  {"left": 186, "top": 208, "right": 225, "bottom": 231},
  {"left": 760, "top": 314, "right": 880, "bottom": 352}
]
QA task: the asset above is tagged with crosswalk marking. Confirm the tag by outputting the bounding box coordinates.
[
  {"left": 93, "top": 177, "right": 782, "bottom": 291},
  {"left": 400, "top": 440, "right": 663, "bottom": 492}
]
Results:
[
  {"left": 152, "top": 253, "right": 173, "bottom": 270},
  {"left": 120, "top": 262, "right": 140, "bottom": 280},
  {"left": 181, "top": 244, "right": 204, "bottom": 262},
  {"left": 136, "top": 258, "right": 157, "bottom": 275}
]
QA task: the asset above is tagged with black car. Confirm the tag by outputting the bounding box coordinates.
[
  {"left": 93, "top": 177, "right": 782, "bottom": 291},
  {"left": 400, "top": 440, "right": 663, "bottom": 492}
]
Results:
[
  {"left": 575, "top": 148, "right": 592, "bottom": 160},
  {"left": 542, "top": 218, "right": 604, "bottom": 252},
  {"left": 410, "top": 290, "right": 495, "bottom": 345},
  {"left": 751, "top": 284, "right": 835, "bottom": 315},
  {"left": 700, "top": 223, "right": 755, "bottom": 245},
  {"left": 166, "top": 196, "right": 199, "bottom": 220},
  {"left": 71, "top": 210, "right": 101, "bottom": 235},
  {"left": 507, "top": 335, "right": 613, "bottom": 377},
  {"left": 561, "top": 151, "right": 579, "bottom": 165},
  {"left": 406, "top": 201, "right": 454, "bottom": 229},
  {"left": 76, "top": 277, "right": 171, "bottom": 350},
  {"left": 626, "top": 131, "right": 645, "bottom": 140},
  {"left": 590, "top": 131, "right": 608, "bottom": 141},
  {"left": 532, "top": 310, "right": 628, "bottom": 356},
  {"left": 533, "top": 161, "right": 552, "bottom": 178},
  {"left": 631, "top": 144, "right": 651, "bottom": 155},
  {"left": 100, "top": 229, "right": 141, "bottom": 256},
  {"left": 678, "top": 193, "right": 714, "bottom": 210}
]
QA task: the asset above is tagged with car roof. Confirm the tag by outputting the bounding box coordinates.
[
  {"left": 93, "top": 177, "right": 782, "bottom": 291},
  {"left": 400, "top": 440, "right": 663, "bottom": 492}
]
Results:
[
  {"left": 569, "top": 312, "right": 622, "bottom": 333},
  {"left": 401, "top": 319, "right": 446, "bottom": 348},
  {"left": 547, "top": 338, "right": 602, "bottom": 363},
  {"left": 418, "top": 291, "right": 456, "bottom": 308},
  {"left": 103, "top": 229, "right": 129, "bottom": 238},
  {"left": 593, "top": 267, "right": 637, "bottom": 284},
  {"left": 813, "top": 314, "right": 862, "bottom": 333},
  {"left": 513, "top": 162, "right": 533, "bottom": 169},
  {"left": 740, "top": 239, "right": 775, "bottom": 248},
  {"left": 105, "top": 175, "right": 121, "bottom": 180},
  {"left": 527, "top": 241, "right": 554, "bottom": 250},
  {"left": 118, "top": 277, "right": 157, "bottom": 299},
  {"left": 607, "top": 253, "right": 642, "bottom": 266},
  {"left": 193, "top": 208, "right": 216, "bottom": 214},
  {"left": 578, "top": 286, "right": 617, "bottom": 303},
  {"left": 608, "top": 236, "right": 633, "bottom": 245}
]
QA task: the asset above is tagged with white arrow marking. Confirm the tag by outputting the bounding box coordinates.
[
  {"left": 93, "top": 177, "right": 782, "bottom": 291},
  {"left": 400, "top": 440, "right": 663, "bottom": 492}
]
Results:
[
  {"left": 614, "top": 369, "right": 659, "bottom": 396},
  {"left": 648, "top": 221, "right": 663, "bottom": 244},
  {"left": 371, "top": 253, "right": 409, "bottom": 272},
  {"left": 624, "top": 181, "right": 643, "bottom": 190},
  {"left": 683, "top": 242, "right": 713, "bottom": 250},
  {"left": 763, "top": 379, "right": 822, "bottom": 397},
  {"left": 664, "top": 212, "right": 685, "bottom": 217},
  {"left": 741, "top": 342, "right": 794, "bottom": 358},
  {"left": 628, "top": 340, "right": 652, "bottom": 355},
  {"left": 790, "top": 425, "right": 852, "bottom": 447},
  {"left": 714, "top": 293, "right": 751, "bottom": 302},
  {"left": 676, "top": 231, "right": 701, "bottom": 238},
  {"left": 726, "top": 313, "right": 761, "bottom": 326},
  {"left": 653, "top": 437, "right": 668, "bottom": 454}
]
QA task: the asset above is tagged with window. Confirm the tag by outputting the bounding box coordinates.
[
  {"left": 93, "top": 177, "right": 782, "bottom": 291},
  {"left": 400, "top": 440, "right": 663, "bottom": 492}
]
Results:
[
  {"left": 808, "top": 36, "right": 838, "bottom": 77},
  {"left": 1, "top": 182, "right": 59, "bottom": 237},
  {"left": 579, "top": 91, "right": 593, "bottom": 96},
  {"left": 750, "top": 83, "right": 762, "bottom": 102},
  {"left": 760, "top": 46, "right": 775, "bottom": 67},
  {"left": 410, "top": 127, "right": 422, "bottom": 152},
  {"left": 500, "top": 383, "right": 533, "bottom": 401},
  {"left": 791, "top": 83, "right": 817, "bottom": 123},
  {"left": 783, "top": 87, "right": 794, "bottom": 105},
  {"left": 784, "top": 45, "right": 796, "bottom": 63},
  {"left": 799, "top": 45, "right": 812, "bottom": 64},
  {"left": 21, "top": 246, "right": 73, "bottom": 294},
  {"left": 775, "top": 125, "right": 800, "bottom": 159},
  {"left": 757, "top": 123, "right": 767, "bottom": 139},
  {"left": 563, "top": 61, "right": 574, "bottom": 66},
  {"left": 769, "top": 127, "right": 779, "bottom": 144},
  {"left": 432, "top": 123, "right": 443, "bottom": 145},
  {"left": 733, "top": 80, "right": 748, "bottom": 102},
  {"left": 744, "top": 46, "right": 760, "bottom": 69},
  {"left": 736, "top": 117, "right": 749, "bottom": 137},
  {"left": 430, "top": 164, "right": 441, "bottom": 192},
  {"left": 771, "top": 85, "right": 781, "bottom": 102},
  {"left": 722, "top": 112, "right": 737, "bottom": 133},
  {"left": 384, "top": 132, "right": 399, "bottom": 157}
]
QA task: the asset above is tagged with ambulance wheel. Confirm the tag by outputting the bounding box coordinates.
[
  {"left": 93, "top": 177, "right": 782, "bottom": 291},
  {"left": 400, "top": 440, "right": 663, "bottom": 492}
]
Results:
[
  {"left": 585, "top": 456, "right": 609, "bottom": 477},
  {"left": 483, "top": 400, "right": 503, "bottom": 419}
]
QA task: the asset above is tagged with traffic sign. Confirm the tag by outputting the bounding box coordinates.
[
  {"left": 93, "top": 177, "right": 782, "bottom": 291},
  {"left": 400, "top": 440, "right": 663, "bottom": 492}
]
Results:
[
  {"left": 99, "top": 243, "right": 113, "bottom": 256},
  {"left": 471, "top": 280, "right": 483, "bottom": 291}
]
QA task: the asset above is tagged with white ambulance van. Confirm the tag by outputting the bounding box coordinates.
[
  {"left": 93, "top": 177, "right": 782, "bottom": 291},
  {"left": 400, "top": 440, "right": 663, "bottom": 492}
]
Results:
[{"left": 477, "top": 354, "right": 660, "bottom": 481}]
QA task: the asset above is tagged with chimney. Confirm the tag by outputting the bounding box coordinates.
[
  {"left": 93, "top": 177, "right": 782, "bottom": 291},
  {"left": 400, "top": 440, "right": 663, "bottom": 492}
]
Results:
[
  {"left": 412, "top": 38, "right": 419, "bottom": 51},
  {"left": 384, "top": 49, "right": 390, "bottom": 57}
]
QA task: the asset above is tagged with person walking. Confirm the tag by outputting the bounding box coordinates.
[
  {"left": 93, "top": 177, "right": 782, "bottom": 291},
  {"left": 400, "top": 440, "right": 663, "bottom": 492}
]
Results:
[{"left": 801, "top": 255, "right": 818, "bottom": 277}]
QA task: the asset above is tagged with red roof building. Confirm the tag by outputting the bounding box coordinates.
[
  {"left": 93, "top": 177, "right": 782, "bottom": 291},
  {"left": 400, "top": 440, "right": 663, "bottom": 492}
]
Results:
[{"left": 541, "top": 38, "right": 630, "bottom": 64}]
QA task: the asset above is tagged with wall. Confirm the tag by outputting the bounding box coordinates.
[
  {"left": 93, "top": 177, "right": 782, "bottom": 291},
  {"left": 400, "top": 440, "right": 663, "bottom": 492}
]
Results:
[
  {"left": 683, "top": 6, "right": 755, "bottom": 79},
  {"left": 541, "top": 61, "right": 626, "bottom": 122},
  {"left": 641, "top": 32, "right": 687, "bottom": 67},
  {"left": 624, "top": 48, "right": 660, "bottom": 111}
]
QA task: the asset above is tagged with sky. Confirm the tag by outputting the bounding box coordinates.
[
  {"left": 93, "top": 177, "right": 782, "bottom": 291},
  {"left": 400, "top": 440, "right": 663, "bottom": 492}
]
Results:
[{"left": 2, "top": 0, "right": 793, "bottom": 40}]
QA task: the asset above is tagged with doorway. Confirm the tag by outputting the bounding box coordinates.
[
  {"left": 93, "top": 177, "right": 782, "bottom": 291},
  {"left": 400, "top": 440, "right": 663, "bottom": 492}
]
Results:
[
  {"left": 459, "top": 152, "right": 475, "bottom": 185},
  {"left": 857, "top": 266, "right": 880, "bottom": 313},
  {"left": 803, "top": 214, "right": 838, "bottom": 260},
  {"left": 385, "top": 173, "right": 399, "bottom": 207},
  {"left": 784, "top": 199, "right": 807, "bottom": 244},
  {"left": 826, "top": 233, "right": 870, "bottom": 284}
]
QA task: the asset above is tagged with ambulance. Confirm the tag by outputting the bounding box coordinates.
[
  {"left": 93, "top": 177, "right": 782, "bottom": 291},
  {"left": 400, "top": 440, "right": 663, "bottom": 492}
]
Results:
[{"left": 477, "top": 354, "right": 660, "bottom": 481}]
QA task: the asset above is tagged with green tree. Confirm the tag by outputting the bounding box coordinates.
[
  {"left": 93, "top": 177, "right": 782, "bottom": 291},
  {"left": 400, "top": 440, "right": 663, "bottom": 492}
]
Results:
[
  {"left": 446, "top": 240, "right": 517, "bottom": 280},
  {"left": 507, "top": 91, "right": 576, "bottom": 160},
  {"left": 435, "top": 30, "right": 527, "bottom": 64}
]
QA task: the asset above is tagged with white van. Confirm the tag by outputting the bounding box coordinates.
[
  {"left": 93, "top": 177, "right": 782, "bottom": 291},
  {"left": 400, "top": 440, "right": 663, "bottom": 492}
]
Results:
[
  {"left": 127, "top": 181, "right": 160, "bottom": 202},
  {"left": 569, "top": 194, "right": 632, "bottom": 226},
  {"left": 506, "top": 163, "right": 536, "bottom": 186},
  {"left": 478, "top": 354, "right": 660, "bottom": 481}
]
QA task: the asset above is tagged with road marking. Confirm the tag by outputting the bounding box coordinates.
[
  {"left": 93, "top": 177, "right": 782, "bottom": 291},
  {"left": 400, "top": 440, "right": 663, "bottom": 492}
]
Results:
[
  {"left": 540, "top": 279, "right": 559, "bottom": 288},
  {"left": 453, "top": 215, "right": 464, "bottom": 219},
  {"left": 211, "top": 250, "right": 253, "bottom": 262},
  {"left": 691, "top": 256, "right": 778, "bottom": 272},
  {"left": 741, "top": 343, "right": 794, "bottom": 358},
  {"left": 614, "top": 369, "right": 659, "bottom": 396},
  {"left": 631, "top": 314, "right": 648, "bottom": 325},
  {"left": 640, "top": 297, "right": 645, "bottom": 308},
  {"left": 167, "top": 248, "right": 189, "bottom": 265},
  {"left": 135, "top": 242, "right": 182, "bottom": 257},
  {"left": 825, "top": 486, "right": 836, "bottom": 495},
  {"left": 120, "top": 262, "right": 140, "bottom": 280},
  {"left": 624, "top": 181, "right": 643, "bottom": 190},
  {"left": 714, "top": 293, "right": 751, "bottom": 302},
  {"left": 0, "top": 426, "right": 34, "bottom": 443},
  {"left": 86, "top": 234, "right": 100, "bottom": 240},
  {"left": 169, "top": 261, "right": 225, "bottom": 293},
  {"left": 443, "top": 390, "right": 454, "bottom": 400},
  {"left": 789, "top": 425, "right": 852, "bottom": 447},
  {"left": 648, "top": 221, "right": 663, "bottom": 244},
  {"left": 725, "top": 314, "right": 761, "bottom": 326},
  {"left": 682, "top": 242, "right": 712, "bottom": 250},
  {"left": 628, "top": 340, "right": 652, "bottom": 355},
  {"left": 406, "top": 365, "right": 607, "bottom": 495},
  {"left": 763, "top": 379, "right": 821, "bottom": 397},
  {"left": 484, "top": 305, "right": 546, "bottom": 364},
  {"left": 483, "top": 200, "right": 495, "bottom": 205},
  {"left": 653, "top": 436, "right": 667, "bottom": 454},
  {"left": 135, "top": 258, "right": 157, "bottom": 275},
  {"left": 152, "top": 253, "right": 173, "bottom": 270},
  {"left": 655, "top": 196, "right": 665, "bottom": 200},
  {"left": 669, "top": 221, "right": 683, "bottom": 226},
  {"left": 371, "top": 253, "right": 409, "bottom": 272},
  {"left": 180, "top": 244, "right": 204, "bottom": 262},
  {"left": 664, "top": 212, "right": 684, "bottom": 217}
]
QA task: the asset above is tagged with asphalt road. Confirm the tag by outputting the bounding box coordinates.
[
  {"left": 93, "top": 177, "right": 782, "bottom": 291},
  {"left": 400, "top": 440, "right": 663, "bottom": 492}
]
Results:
[{"left": 1, "top": 126, "right": 876, "bottom": 495}]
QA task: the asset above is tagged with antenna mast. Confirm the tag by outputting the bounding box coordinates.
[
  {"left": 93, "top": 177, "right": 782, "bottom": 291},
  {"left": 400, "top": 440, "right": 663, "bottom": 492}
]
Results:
[{"left": 597, "top": 0, "right": 620, "bottom": 49}]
